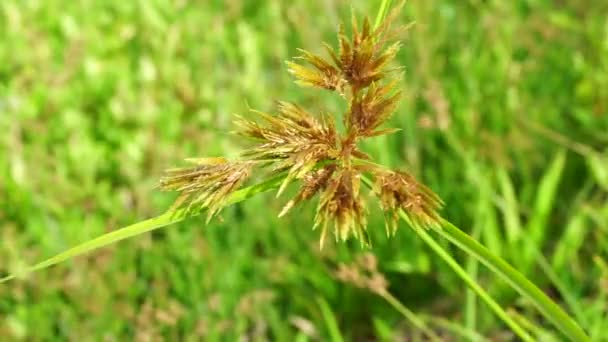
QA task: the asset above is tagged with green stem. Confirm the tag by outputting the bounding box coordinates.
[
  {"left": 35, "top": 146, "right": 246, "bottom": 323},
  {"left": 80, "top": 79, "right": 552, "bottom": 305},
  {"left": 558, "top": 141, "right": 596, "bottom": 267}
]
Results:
[
  {"left": 419, "top": 315, "right": 489, "bottom": 342},
  {"left": 434, "top": 218, "right": 590, "bottom": 342},
  {"left": 379, "top": 291, "right": 442, "bottom": 341},
  {"left": 0, "top": 173, "right": 286, "bottom": 283},
  {"left": 401, "top": 212, "right": 535, "bottom": 342},
  {"left": 374, "top": 0, "right": 394, "bottom": 30},
  {"left": 358, "top": 174, "right": 532, "bottom": 340},
  {"left": 317, "top": 296, "right": 345, "bottom": 342}
]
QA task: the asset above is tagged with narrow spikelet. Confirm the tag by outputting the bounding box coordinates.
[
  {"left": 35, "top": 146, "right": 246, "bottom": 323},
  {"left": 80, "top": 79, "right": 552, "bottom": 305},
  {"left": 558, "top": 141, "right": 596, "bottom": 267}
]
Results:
[
  {"left": 286, "top": 54, "right": 346, "bottom": 93},
  {"left": 287, "top": 7, "right": 401, "bottom": 94},
  {"left": 336, "top": 13, "right": 401, "bottom": 90},
  {"left": 373, "top": 170, "right": 443, "bottom": 235},
  {"left": 160, "top": 159, "right": 254, "bottom": 221},
  {"left": 235, "top": 102, "right": 339, "bottom": 196},
  {"left": 347, "top": 81, "right": 402, "bottom": 136},
  {"left": 314, "top": 169, "right": 368, "bottom": 248},
  {"left": 279, "top": 164, "right": 336, "bottom": 217}
]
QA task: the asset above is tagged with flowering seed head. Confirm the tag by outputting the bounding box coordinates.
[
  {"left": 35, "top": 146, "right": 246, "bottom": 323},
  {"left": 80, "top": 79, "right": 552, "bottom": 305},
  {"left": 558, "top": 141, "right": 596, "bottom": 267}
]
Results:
[
  {"left": 160, "top": 3, "right": 444, "bottom": 248},
  {"left": 347, "top": 80, "right": 402, "bottom": 136},
  {"left": 374, "top": 170, "right": 444, "bottom": 235},
  {"left": 287, "top": 7, "right": 402, "bottom": 94},
  {"left": 286, "top": 50, "right": 347, "bottom": 93},
  {"left": 337, "top": 16, "right": 402, "bottom": 91},
  {"left": 314, "top": 169, "right": 368, "bottom": 248},
  {"left": 334, "top": 253, "right": 388, "bottom": 295},
  {"left": 235, "top": 101, "right": 339, "bottom": 196},
  {"left": 160, "top": 158, "right": 254, "bottom": 222},
  {"left": 279, "top": 164, "right": 336, "bottom": 218}
]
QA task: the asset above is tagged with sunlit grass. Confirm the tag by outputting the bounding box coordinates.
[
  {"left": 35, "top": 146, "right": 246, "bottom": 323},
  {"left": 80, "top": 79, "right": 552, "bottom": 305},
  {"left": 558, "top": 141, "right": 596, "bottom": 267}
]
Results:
[{"left": 1, "top": 0, "right": 607, "bottom": 340}]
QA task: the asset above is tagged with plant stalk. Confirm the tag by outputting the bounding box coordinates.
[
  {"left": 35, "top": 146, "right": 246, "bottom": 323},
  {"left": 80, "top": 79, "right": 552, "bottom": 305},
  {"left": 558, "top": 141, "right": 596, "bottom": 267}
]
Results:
[
  {"left": 400, "top": 212, "right": 534, "bottom": 342},
  {"left": 0, "top": 172, "right": 286, "bottom": 283},
  {"left": 433, "top": 218, "right": 590, "bottom": 342}
]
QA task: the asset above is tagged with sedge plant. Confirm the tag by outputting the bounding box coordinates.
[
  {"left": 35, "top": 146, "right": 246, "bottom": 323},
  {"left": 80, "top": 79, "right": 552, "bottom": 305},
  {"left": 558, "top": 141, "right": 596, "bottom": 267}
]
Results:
[{"left": 0, "top": 2, "right": 589, "bottom": 341}]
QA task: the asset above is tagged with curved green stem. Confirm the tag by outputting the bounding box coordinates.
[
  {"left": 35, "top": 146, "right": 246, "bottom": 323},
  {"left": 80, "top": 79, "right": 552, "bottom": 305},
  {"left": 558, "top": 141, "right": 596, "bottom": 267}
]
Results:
[
  {"left": 1, "top": 169, "right": 589, "bottom": 342},
  {"left": 357, "top": 174, "right": 532, "bottom": 340},
  {"left": 379, "top": 290, "right": 442, "bottom": 341},
  {"left": 434, "top": 218, "right": 590, "bottom": 342},
  {"left": 374, "top": 0, "right": 394, "bottom": 30},
  {"left": 419, "top": 315, "right": 489, "bottom": 342},
  {"left": 0, "top": 173, "right": 286, "bottom": 284},
  {"left": 400, "top": 212, "right": 534, "bottom": 342}
]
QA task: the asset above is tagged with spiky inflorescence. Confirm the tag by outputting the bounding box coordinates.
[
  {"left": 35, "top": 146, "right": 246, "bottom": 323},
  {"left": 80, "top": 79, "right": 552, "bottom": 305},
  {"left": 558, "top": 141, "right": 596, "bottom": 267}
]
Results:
[
  {"left": 374, "top": 170, "right": 444, "bottom": 235},
  {"left": 159, "top": 158, "right": 254, "bottom": 222},
  {"left": 314, "top": 168, "right": 368, "bottom": 247},
  {"left": 234, "top": 101, "right": 339, "bottom": 196},
  {"left": 160, "top": 3, "right": 443, "bottom": 248}
]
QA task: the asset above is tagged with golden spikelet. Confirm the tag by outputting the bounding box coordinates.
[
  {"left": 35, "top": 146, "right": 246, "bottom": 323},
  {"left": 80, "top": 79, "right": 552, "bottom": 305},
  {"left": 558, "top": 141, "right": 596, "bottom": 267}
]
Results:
[
  {"left": 159, "top": 158, "right": 254, "bottom": 222},
  {"left": 279, "top": 164, "right": 336, "bottom": 218},
  {"left": 286, "top": 49, "right": 346, "bottom": 93},
  {"left": 314, "top": 169, "right": 368, "bottom": 248},
  {"left": 287, "top": 7, "right": 402, "bottom": 93},
  {"left": 347, "top": 80, "right": 402, "bottom": 136},
  {"left": 374, "top": 170, "right": 444, "bottom": 235},
  {"left": 235, "top": 101, "right": 339, "bottom": 196}
]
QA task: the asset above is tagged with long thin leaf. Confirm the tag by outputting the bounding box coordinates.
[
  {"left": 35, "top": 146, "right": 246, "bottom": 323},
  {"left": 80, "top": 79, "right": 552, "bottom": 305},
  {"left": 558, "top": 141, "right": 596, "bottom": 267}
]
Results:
[
  {"left": 379, "top": 291, "right": 442, "bottom": 341},
  {"left": 496, "top": 167, "right": 522, "bottom": 244},
  {"left": 420, "top": 315, "right": 489, "bottom": 342},
  {"left": 401, "top": 212, "right": 534, "bottom": 342},
  {"left": 316, "top": 296, "right": 344, "bottom": 342},
  {"left": 434, "top": 218, "right": 590, "bottom": 342},
  {"left": 0, "top": 173, "right": 286, "bottom": 283},
  {"left": 373, "top": 0, "right": 394, "bottom": 30},
  {"left": 522, "top": 150, "right": 566, "bottom": 270}
]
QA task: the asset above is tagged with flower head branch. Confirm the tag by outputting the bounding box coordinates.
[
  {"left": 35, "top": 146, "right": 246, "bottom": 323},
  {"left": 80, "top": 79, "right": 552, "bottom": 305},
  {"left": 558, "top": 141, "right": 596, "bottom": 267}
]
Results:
[{"left": 160, "top": 4, "right": 443, "bottom": 248}]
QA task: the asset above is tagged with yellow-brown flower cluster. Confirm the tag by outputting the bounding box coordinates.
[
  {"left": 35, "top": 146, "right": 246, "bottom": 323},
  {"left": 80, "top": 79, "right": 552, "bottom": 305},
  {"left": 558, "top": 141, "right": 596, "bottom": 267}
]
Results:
[
  {"left": 160, "top": 4, "right": 443, "bottom": 248},
  {"left": 159, "top": 158, "right": 254, "bottom": 222}
]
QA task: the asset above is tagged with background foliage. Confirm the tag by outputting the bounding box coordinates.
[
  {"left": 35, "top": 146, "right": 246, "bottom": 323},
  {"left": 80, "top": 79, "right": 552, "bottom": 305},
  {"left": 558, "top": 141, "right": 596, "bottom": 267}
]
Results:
[{"left": 1, "top": 0, "right": 607, "bottom": 340}]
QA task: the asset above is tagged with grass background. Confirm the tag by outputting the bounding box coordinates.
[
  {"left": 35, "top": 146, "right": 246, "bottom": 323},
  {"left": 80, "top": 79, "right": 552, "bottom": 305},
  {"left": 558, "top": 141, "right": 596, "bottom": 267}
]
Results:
[{"left": 1, "top": 0, "right": 607, "bottom": 340}]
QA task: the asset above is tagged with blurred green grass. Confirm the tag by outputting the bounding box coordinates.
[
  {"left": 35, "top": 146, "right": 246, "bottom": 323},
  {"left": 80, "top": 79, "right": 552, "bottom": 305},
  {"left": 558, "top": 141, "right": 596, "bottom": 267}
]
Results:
[{"left": 1, "top": 0, "right": 607, "bottom": 340}]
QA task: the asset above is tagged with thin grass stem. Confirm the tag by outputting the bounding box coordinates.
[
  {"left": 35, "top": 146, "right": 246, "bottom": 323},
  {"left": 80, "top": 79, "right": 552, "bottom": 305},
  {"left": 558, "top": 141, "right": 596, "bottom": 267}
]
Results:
[
  {"left": 374, "top": 0, "right": 394, "bottom": 30},
  {"left": 434, "top": 218, "right": 590, "bottom": 342},
  {"left": 379, "top": 290, "right": 442, "bottom": 341},
  {"left": 401, "top": 213, "right": 535, "bottom": 342},
  {"left": 0, "top": 172, "right": 287, "bottom": 283}
]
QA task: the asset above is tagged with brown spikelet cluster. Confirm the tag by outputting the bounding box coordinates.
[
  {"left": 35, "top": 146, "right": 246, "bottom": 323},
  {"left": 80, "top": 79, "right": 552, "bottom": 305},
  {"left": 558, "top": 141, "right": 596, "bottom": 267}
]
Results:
[
  {"left": 334, "top": 253, "right": 388, "bottom": 295},
  {"left": 160, "top": 158, "right": 254, "bottom": 222},
  {"left": 375, "top": 170, "right": 444, "bottom": 235},
  {"left": 235, "top": 101, "right": 340, "bottom": 196},
  {"left": 314, "top": 169, "right": 367, "bottom": 247},
  {"left": 160, "top": 4, "right": 443, "bottom": 248}
]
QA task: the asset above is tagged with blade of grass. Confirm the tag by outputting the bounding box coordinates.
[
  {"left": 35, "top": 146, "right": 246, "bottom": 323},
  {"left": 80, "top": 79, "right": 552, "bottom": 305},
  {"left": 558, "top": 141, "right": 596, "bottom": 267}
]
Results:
[
  {"left": 551, "top": 210, "right": 587, "bottom": 270},
  {"left": 521, "top": 150, "right": 566, "bottom": 271},
  {"left": 0, "top": 173, "right": 287, "bottom": 283},
  {"left": 496, "top": 167, "right": 522, "bottom": 244},
  {"left": 434, "top": 218, "right": 590, "bottom": 341},
  {"left": 378, "top": 291, "right": 442, "bottom": 341},
  {"left": 420, "top": 315, "right": 489, "bottom": 342},
  {"left": 373, "top": 0, "right": 394, "bottom": 30},
  {"left": 316, "top": 296, "right": 344, "bottom": 342},
  {"left": 465, "top": 224, "right": 481, "bottom": 341},
  {"left": 402, "top": 213, "right": 534, "bottom": 342},
  {"left": 587, "top": 152, "right": 608, "bottom": 191},
  {"left": 589, "top": 256, "right": 608, "bottom": 340},
  {"left": 508, "top": 309, "right": 559, "bottom": 340},
  {"left": 358, "top": 173, "right": 533, "bottom": 341},
  {"left": 474, "top": 169, "right": 502, "bottom": 257},
  {"left": 537, "top": 254, "right": 588, "bottom": 329}
]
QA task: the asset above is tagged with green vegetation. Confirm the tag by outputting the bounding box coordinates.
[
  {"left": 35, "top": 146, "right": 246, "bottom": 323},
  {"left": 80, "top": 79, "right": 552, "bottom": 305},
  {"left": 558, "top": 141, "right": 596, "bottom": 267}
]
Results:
[{"left": 1, "top": 0, "right": 607, "bottom": 340}]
